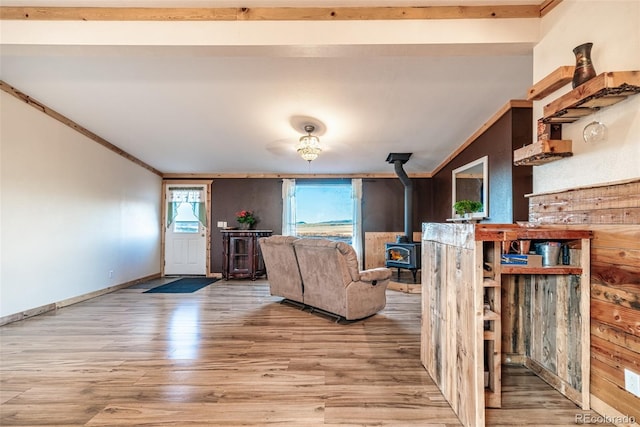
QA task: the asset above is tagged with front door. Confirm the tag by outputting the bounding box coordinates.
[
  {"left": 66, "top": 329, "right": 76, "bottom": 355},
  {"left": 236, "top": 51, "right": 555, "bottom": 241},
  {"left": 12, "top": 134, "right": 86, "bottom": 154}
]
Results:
[{"left": 164, "top": 185, "right": 208, "bottom": 275}]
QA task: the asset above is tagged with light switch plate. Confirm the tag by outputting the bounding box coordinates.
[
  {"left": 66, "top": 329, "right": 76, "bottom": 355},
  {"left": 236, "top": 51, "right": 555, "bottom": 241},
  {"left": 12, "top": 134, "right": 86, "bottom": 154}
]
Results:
[{"left": 624, "top": 368, "right": 640, "bottom": 397}]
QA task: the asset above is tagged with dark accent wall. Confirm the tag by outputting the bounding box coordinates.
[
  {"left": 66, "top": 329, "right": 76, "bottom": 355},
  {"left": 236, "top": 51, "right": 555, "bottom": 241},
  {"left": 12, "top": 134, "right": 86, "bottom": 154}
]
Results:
[
  {"left": 432, "top": 107, "right": 532, "bottom": 224},
  {"left": 511, "top": 108, "right": 535, "bottom": 221},
  {"left": 362, "top": 178, "right": 432, "bottom": 233},
  {"left": 209, "top": 177, "right": 433, "bottom": 273},
  {"left": 210, "top": 179, "right": 283, "bottom": 273}
]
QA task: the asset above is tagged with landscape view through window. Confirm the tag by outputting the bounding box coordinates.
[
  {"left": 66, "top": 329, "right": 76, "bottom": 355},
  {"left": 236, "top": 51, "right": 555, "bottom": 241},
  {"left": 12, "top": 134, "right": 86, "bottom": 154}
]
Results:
[{"left": 295, "top": 182, "right": 353, "bottom": 244}]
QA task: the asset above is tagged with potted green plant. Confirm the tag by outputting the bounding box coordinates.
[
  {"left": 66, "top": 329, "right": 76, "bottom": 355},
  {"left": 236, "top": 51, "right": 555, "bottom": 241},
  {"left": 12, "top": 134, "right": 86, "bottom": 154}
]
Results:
[{"left": 453, "top": 200, "right": 483, "bottom": 218}]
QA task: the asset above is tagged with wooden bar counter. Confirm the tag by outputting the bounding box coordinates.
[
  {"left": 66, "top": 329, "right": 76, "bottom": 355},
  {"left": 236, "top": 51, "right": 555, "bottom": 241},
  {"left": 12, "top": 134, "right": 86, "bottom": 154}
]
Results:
[{"left": 420, "top": 223, "right": 592, "bottom": 427}]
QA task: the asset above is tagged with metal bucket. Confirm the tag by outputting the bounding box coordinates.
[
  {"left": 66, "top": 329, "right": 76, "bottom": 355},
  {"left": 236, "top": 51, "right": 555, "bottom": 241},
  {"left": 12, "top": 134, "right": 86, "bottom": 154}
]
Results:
[{"left": 536, "top": 242, "right": 562, "bottom": 266}]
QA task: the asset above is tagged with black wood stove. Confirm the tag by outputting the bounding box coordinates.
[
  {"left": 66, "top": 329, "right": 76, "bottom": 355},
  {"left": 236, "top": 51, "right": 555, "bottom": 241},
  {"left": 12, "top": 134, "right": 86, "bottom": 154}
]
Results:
[
  {"left": 384, "top": 153, "right": 421, "bottom": 283},
  {"left": 385, "top": 240, "right": 421, "bottom": 283}
]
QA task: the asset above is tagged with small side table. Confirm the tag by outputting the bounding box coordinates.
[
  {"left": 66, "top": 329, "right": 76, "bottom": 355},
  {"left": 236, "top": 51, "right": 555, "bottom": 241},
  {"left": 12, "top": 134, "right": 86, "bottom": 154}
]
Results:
[{"left": 221, "top": 229, "right": 272, "bottom": 280}]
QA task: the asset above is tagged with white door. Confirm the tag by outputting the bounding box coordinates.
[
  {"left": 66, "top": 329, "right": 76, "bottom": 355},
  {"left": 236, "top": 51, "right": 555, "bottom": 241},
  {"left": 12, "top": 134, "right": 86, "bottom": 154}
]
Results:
[{"left": 164, "top": 185, "right": 207, "bottom": 275}]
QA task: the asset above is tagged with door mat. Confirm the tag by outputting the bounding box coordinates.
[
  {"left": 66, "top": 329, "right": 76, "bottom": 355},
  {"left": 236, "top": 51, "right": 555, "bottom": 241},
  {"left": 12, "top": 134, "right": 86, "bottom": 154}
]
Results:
[{"left": 143, "top": 277, "right": 219, "bottom": 294}]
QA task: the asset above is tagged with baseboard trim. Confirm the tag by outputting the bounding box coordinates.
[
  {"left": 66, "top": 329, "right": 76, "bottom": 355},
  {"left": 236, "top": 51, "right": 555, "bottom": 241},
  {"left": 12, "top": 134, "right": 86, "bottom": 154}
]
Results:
[
  {"left": 0, "top": 272, "right": 161, "bottom": 326},
  {"left": 0, "top": 303, "right": 57, "bottom": 327},
  {"left": 387, "top": 280, "right": 421, "bottom": 294}
]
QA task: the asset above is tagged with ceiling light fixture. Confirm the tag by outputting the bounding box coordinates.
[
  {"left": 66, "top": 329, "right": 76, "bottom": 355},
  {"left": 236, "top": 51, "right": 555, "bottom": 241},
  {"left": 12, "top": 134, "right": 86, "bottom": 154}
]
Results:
[{"left": 297, "top": 124, "right": 322, "bottom": 163}]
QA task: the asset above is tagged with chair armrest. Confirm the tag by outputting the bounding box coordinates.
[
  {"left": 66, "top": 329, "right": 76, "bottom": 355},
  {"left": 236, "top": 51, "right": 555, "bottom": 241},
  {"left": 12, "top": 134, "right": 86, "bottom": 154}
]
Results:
[{"left": 359, "top": 267, "right": 392, "bottom": 284}]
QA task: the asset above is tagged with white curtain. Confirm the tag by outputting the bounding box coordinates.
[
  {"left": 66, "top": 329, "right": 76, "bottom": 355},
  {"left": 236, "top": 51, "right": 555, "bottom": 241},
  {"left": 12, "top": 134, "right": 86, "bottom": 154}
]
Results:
[
  {"left": 167, "top": 186, "right": 207, "bottom": 227},
  {"left": 281, "top": 179, "right": 296, "bottom": 236},
  {"left": 351, "top": 178, "right": 363, "bottom": 269}
]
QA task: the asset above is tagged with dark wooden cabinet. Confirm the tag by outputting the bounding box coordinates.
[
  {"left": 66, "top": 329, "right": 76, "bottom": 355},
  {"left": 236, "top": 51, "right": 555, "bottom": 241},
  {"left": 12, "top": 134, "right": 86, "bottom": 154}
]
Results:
[{"left": 221, "top": 230, "right": 272, "bottom": 280}]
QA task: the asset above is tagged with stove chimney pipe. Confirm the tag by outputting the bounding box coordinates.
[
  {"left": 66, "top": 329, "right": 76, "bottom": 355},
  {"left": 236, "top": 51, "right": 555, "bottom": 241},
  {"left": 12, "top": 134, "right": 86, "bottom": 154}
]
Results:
[{"left": 386, "top": 153, "right": 413, "bottom": 243}]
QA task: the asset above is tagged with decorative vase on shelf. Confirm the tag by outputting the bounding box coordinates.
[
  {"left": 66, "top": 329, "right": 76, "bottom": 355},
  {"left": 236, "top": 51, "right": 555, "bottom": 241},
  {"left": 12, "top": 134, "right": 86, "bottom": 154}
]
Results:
[
  {"left": 572, "top": 42, "right": 597, "bottom": 88},
  {"left": 239, "top": 222, "right": 251, "bottom": 230}
]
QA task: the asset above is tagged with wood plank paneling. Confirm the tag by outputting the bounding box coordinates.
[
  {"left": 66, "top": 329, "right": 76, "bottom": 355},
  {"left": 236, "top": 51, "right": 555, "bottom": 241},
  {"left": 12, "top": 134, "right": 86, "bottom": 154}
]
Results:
[
  {"left": 568, "top": 274, "right": 584, "bottom": 393},
  {"left": 528, "top": 179, "right": 640, "bottom": 422},
  {"left": 520, "top": 274, "right": 584, "bottom": 397},
  {"left": 421, "top": 227, "right": 484, "bottom": 427},
  {"left": 528, "top": 180, "right": 640, "bottom": 225},
  {"left": 364, "top": 231, "right": 421, "bottom": 269},
  {"left": 591, "top": 299, "right": 640, "bottom": 337},
  {"left": 502, "top": 275, "right": 527, "bottom": 361},
  {"left": 591, "top": 319, "right": 640, "bottom": 353},
  {"left": 590, "top": 374, "right": 640, "bottom": 425},
  {"left": 529, "top": 181, "right": 640, "bottom": 213}
]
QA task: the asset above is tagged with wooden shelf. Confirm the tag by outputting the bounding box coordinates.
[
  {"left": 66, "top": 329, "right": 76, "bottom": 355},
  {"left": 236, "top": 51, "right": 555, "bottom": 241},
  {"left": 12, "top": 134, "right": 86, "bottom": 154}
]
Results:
[
  {"left": 483, "top": 278, "right": 500, "bottom": 288},
  {"left": 501, "top": 266, "right": 582, "bottom": 275},
  {"left": 513, "top": 139, "right": 572, "bottom": 166},
  {"left": 483, "top": 309, "right": 500, "bottom": 321},
  {"left": 446, "top": 217, "right": 482, "bottom": 223},
  {"left": 543, "top": 70, "right": 640, "bottom": 123},
  {"left": 515, "top": 70, "right": 640, "bottom": 167},
  {"left": 527, "top": 65, "right": 574, "bottom": 101},
  {"left": 474, "top": 224, "right": 592, "bottom": 242},
  {"left": 484, "top": 330, "right": 497, "bottom": 340}
]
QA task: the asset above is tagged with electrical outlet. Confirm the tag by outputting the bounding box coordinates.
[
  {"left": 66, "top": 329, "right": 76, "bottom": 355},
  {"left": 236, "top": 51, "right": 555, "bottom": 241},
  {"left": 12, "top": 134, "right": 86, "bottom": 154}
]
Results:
[
  {"left": 624, "top": 368, "right": 640, "bottom": 397},
  {"left": 217, "top": 221, "right": 228, "bottom": 228}
]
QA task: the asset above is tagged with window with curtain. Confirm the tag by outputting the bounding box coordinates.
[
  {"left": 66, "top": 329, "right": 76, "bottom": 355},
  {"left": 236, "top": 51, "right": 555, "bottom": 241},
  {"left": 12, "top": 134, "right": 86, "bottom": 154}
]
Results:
[
  {"left": 167, "top": 187, "right": 207, "bottom": 232},
  {"left": 282, "top": 178, "right": 363, "bottom": 267}
]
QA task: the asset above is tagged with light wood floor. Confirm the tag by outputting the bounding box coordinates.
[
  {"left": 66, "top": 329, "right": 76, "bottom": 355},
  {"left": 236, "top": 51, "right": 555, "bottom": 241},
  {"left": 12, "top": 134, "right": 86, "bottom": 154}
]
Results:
[{"left": 1, "top": 279, "right": 608, "bottom": 426}]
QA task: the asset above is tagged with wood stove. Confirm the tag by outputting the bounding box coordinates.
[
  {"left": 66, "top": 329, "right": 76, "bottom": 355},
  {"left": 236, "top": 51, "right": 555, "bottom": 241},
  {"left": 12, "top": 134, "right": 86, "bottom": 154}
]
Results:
[
  {"left": 385, "top": 241, "right": 421, "bottom": 282},
  {"left": 384, "top": 153, "right": 421, "bottom": 283}
]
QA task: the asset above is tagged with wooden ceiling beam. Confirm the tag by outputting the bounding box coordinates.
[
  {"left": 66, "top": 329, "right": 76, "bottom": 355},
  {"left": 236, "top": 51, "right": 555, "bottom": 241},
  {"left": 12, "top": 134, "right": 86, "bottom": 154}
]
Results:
[
  {"left": 162, "top": 172, "right": 434, "bottom": 179},
  {"left": 0, "top": 5, "right": 541, "bottom": 21},
  {"left": 539, "top": 0, "right": 564, "bottom": 17}
]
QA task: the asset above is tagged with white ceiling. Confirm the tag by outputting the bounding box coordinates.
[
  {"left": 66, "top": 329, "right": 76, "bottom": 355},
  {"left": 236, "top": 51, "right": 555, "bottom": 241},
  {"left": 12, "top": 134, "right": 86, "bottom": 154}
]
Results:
[{"left": 0, "top": 1, "right": 539, "bottom": 175}]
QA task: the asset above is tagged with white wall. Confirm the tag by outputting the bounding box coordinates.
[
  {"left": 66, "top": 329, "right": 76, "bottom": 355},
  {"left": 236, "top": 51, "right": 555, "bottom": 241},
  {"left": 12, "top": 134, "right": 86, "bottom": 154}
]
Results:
[
  {"left": 0, "top": 91, "right": 162, "bottom": 318},
  {"left": 533, "top": 0, "right": 640, "bottom": 193}
]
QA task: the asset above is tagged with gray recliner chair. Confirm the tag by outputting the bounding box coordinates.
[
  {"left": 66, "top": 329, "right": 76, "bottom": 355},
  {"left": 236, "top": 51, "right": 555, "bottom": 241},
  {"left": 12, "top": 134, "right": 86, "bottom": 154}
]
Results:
[
  {"left": 258, "top": 235, "right": 304, "bottom": 303},
  {"left": 292, "top": 238, "right": 391, "bottom": 320}
]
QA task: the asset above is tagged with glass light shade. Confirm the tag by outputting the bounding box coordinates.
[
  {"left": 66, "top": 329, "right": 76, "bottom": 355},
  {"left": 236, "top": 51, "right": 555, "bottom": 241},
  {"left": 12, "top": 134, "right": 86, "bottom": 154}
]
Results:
[
  {"left": 297, "top": 134, "right": 322, "bottom": 162},
  {"left": 583, "top": 121, "right": 607, "bottom": 143}
]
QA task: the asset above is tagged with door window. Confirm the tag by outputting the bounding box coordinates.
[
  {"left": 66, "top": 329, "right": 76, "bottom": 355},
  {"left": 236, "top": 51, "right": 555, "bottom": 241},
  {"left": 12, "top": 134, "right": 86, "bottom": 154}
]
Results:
[
  {"left": 167, "top": 187, "right": 207, "bottom": 231},
  {"left": 173, "top": 203, "right": 201, "bottom": 233}
]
